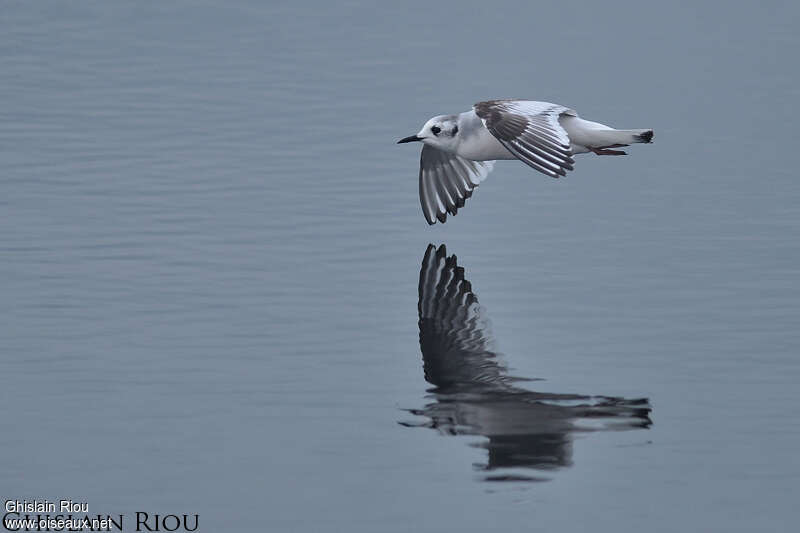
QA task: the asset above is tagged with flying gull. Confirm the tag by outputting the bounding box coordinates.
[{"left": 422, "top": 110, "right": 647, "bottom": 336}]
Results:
[{"left": 398, "top": 99, "right": 653, "bottom": 224}]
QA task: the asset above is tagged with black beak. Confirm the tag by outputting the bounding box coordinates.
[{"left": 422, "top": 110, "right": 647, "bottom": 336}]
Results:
[{"left": 397, "top": 135, "right": 421, "bottom": 144}]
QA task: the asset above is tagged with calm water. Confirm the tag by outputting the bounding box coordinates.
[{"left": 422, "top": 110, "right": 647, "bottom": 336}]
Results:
[{"left": 2, "top": 1, "right": 799, "bottom": 531}]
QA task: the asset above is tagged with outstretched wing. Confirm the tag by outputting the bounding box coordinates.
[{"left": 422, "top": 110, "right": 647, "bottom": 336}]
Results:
[
  {"left": 474, "top": 100, "right": 575, "bottom": 178},
  {"left": 419, "top": 145, "right": 494, "bottom": 225},
  {"left": 418, "top": 244, "right": 509, "bottom": 389}
]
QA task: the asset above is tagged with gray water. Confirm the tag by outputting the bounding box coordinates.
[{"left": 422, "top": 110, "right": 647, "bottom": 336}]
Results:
[{"left": 2, "top": 1, "right": 799, "bottom": 531}]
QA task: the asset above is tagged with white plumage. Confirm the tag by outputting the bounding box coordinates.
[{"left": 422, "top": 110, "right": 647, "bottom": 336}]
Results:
[{"left": 398, "top": 99, "right": 653, "bottom": 224}]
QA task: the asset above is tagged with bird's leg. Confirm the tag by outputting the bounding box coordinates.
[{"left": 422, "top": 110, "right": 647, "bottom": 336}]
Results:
[{"left": 591, "top": 147, "right": 627, "bottom": 156}]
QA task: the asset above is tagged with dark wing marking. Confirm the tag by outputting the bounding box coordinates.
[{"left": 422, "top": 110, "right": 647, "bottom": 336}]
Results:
[
  {"left": 419, "top": 145, "right": 494, "bottom": 225},
  {"left": 475, "top": 100, "right": 575, "bottom": 178},
  {"left": 418, "top": 244, "right": 509, "bottom": 388}
]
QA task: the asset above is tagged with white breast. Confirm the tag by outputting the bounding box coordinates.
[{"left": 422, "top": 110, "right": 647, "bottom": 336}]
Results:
[{"left": 453, "top": 111, "right": 517, "bottom": 161}]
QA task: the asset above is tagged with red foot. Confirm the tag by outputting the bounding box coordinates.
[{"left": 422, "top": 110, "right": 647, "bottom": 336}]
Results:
[{"left": 591, "top": 147, "right": 627, "bottom": 156}]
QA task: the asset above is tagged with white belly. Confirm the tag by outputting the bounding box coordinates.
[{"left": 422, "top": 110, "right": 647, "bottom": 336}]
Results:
[
  {"left": 560, "top": 115, "right": 615, "bottom": 153},
  {"left": 456, "top": 127, "right": 517, "bottom": 161},
  {"left": 453, "top": 112, "right": 517, "bottom": 161}
]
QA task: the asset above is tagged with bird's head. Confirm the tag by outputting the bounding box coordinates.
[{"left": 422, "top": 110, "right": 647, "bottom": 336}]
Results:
[{"left": 398, "top": 115, "right": 460, "bottom": 151}]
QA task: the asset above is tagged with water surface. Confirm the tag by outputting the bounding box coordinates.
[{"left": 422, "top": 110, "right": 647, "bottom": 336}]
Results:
[
  {"left": 2, "top": 1, "right": 799, "bottom": 532},
  {"left": 405, "top": 245, "right": 652, "bottom": 481}
]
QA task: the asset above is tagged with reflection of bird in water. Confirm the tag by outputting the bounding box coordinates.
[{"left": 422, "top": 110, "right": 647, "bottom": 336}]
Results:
[{"left": 401, "top": 244, "right": 652, "bottom": 482}]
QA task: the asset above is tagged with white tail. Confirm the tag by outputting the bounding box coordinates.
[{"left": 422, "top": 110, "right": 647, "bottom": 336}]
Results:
[
  {"left": 624, "top": 129, "right": 654, "bottom": 144},
  {"left": 560, "top": 116, "right": 654, "bottom": 153},
  {"left": 592, "top": 128, "right": 654, "bottom": 147}
]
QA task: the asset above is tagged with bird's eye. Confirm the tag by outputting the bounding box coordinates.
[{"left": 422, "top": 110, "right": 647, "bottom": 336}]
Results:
[
  {"left": 451, "top": 126, "right": 458, "bottom": 135},
  {"left": 431, "top": 126, "right": 441, "bottom": 136}
]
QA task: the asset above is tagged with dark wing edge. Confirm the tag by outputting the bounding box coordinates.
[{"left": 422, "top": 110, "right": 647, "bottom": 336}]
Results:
[
  {"left": 419, "top": 145, "right": 494, "bottom": 225},
  {"left": 474, "top": 100, "right": 575, "bottom": 179},
  {"left": 418, "top": 244, "right": 506, "bottom": 386}
]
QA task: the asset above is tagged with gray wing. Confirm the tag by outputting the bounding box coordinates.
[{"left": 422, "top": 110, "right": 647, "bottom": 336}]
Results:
[
  {"left": 418, "top": 244, "right": 510, "bottom": 388},
  {"left": 419, "top": 145, "right": 494, "bottom": 225},
  {"left": 474, "top": 100, "right": 575, "bottom": 178}
]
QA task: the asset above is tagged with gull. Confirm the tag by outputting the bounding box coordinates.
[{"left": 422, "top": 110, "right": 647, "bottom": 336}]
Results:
[{"left": 398, "top": 99, "right": 653, "bottom": 224}]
